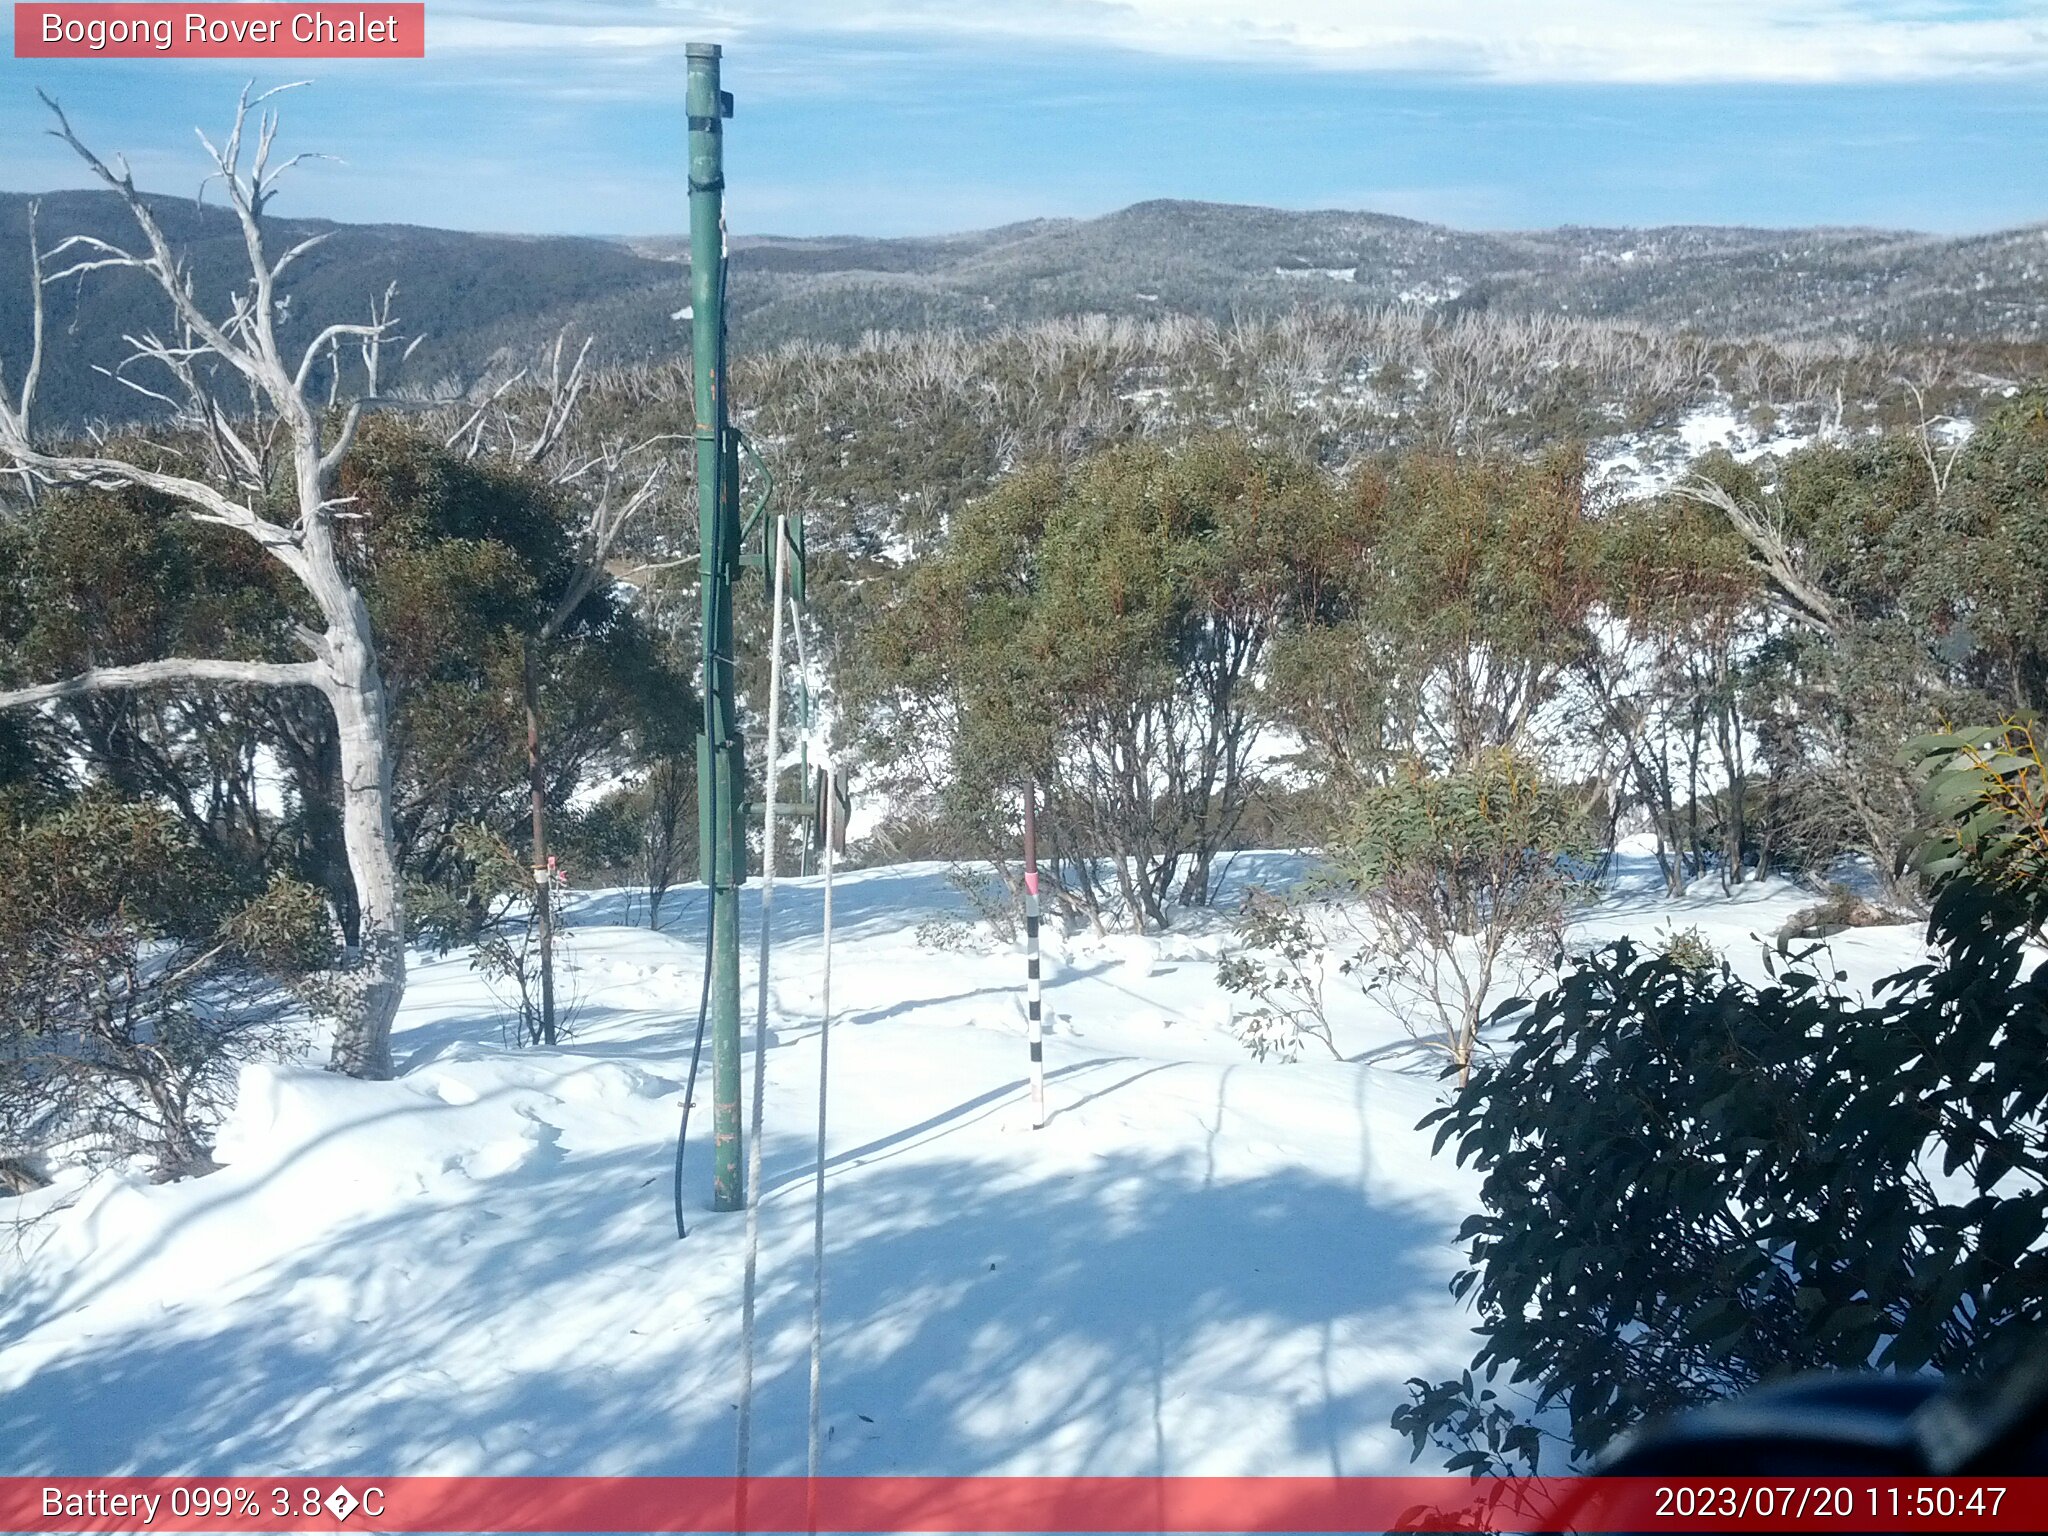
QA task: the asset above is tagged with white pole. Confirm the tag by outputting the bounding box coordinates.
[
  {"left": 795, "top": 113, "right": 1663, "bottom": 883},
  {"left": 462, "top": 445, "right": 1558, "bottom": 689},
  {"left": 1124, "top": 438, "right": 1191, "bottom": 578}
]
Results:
[
  {"left": 736, "top": 511, "right": 790, "bottom": 1487},
  {"left": 806, "top": 765, "right": 836, "bottom": 1525},
  {"left": 1024, "top": 780, "right": 1045, "bottom": 1130}
]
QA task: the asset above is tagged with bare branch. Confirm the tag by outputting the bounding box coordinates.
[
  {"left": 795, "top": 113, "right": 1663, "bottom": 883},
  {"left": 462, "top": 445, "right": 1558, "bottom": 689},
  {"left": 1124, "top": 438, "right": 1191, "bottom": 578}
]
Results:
[
  {"left": 40, "top": 232, "right": 151, "bottom": 286},
  {"left": 38, "top": 94, "right": 249, "bottom": 383},
  {"left": 444, "top": 371, "right": 525, "bottom": 457},
  {"left": 0, "top": 441, "right": 308, "bottom": 579},
  {"left": 295, "top": 319, "right": 389, "bottom": 394},
  {"left": 543, "top": 458, "right": 672, "bottom": 639},
  {"left": 270, "top": 228, "right": 332, "bottom": 282},
  {"left": 0, "top": 201, "right": 49, "bottom": 434},
  {"left": 314, "top": 283, "right": 411, "bottom": 478},
  {"left": 94, "top": 364, "right": 186, "bottom": 414},
  {"left": 0, "top": 658, "right": 324, "bottom": 712},
  {"left": 524, "top": 333, "right": 593, "bottom": 465},
  {"left": 22, "top": 203, "right": 46, "bottom": 424},
  {"left": 1674, "top": 475, "right": 1840, "bottom": 635},
  {"left": 1899, "top": 377, "right": 1963, "bottom": 506}
]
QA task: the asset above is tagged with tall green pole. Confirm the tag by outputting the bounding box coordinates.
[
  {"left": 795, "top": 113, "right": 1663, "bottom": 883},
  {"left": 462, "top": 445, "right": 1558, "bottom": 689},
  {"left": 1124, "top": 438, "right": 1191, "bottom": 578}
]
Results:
[{"left": 688, "top": 43, "right": 746, "bottom": 1212}]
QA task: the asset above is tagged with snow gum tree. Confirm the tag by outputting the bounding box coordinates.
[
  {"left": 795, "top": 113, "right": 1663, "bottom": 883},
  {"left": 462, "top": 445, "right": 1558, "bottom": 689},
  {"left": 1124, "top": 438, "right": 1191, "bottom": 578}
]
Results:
[
  {"left": 1265, "top": 447, "right": 1602, "bottom": 802},
  {"left": 0, "top": 90, "right": 416, "bottom": 1077},
  {"left": 1667, "top": 394, "right": 2048, "bottom": 902},
  {"left": 1578, "top": 494, "right": 1765, "bottom": 894},
  {"left": 854, "top": 434, "right": 1339, "bottom": 931},
  {"left": 1336, "top": 748, "right": 1592, "bottom": 1083}
]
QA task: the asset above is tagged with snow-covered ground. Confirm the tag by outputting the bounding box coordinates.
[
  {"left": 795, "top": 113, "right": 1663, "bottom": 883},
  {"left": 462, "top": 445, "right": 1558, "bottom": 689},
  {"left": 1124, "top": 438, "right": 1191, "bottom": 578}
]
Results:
[
  {"left": 1, "top": 854, "right": 1928, "bottom": 1478},
  {"left": 1589, "top": 401, "right": 1825, "bottom": 502}
]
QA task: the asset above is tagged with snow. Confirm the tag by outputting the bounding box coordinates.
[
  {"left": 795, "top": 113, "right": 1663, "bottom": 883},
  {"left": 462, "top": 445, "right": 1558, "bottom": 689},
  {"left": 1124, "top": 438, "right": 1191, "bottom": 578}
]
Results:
[
  {"left": 1394, "top": 282, "right": 1464, "bottom": 306},
  {"left": 565, "top": 767, "right": 639, "bottom": 815},
  {"left": 2, "top": 855, "right": 1928, "bottom": 1477},
  {"left": 1590, "top": 400, "right": 1824, "bottom": 502}
]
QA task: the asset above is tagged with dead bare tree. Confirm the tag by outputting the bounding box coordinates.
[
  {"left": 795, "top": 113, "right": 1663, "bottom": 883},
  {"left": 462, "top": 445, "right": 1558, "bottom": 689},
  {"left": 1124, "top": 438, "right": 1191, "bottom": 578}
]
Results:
[
  {"left": 442, "top": 332, "right": 679, "bottom": 1043},
  {"left": 0, "top": 87, "right": 418, "bottom": 1078},
  {"left": 1674, "top": 475, "right": 1842, "bottom": 636},
  {"left": 1899, "top": 375, "right": 1964, "bottom": 506}
]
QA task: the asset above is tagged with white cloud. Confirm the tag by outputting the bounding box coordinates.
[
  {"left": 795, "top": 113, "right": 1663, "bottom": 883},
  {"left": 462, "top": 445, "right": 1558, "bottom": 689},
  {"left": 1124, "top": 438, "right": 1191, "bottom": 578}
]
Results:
[{"left": 422, "top": 1, "right": 2048, "bottom": 84}]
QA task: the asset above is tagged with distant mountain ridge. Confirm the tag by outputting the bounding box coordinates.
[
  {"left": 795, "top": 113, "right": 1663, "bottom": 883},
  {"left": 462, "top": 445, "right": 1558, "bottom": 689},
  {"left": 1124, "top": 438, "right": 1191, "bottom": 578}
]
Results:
[
  {"left": 3, "top": 191, "right": 2043, "bottom": 425},
  {"left": 0, "top": 189, "right": 681, "bottom": 426},
  {"left": 696, "top": 199, "right": 2048, "bottom": 349}
]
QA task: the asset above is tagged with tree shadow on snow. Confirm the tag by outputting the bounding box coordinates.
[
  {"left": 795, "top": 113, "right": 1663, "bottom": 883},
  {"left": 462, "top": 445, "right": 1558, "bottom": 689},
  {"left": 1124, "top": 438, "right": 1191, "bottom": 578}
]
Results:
[
  {"left": 564, "top": 868, "right": 978, "bottom": 949},
  {"left": 1, "top": 1086, "right": 1461, "bottom": 1478}
]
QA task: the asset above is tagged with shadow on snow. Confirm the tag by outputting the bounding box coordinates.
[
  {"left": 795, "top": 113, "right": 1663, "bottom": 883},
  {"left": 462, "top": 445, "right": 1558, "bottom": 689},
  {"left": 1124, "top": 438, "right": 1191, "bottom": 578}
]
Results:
[{"left": 1, "top": 1084, "right": 1456, "bottom": 1477}]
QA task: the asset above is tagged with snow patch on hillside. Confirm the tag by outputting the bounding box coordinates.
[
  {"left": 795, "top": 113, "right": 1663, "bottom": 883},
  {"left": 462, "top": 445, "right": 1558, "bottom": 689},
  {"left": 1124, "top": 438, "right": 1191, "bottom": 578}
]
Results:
[{"left": 1591, "top": 400, "right": 1825, "bottom": 502}]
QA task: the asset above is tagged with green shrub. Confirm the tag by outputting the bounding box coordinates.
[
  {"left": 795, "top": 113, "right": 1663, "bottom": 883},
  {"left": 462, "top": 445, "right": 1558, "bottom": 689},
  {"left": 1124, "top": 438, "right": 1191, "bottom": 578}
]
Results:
[
  {"left": 0, "top": 801, "right": 314, "bottom": 1179},
  {"left": 1336, "top": 749, "right": 1593, "bottom": 1083},
  {"left": 221, "top": 875, "right": 340, "bottom": 974},
  {"left": 1395, "top": 730, "right": 2048, "bottom": 1474},
  {"left": 1656, "top": 924, "right": 1722, "bottom": 972},
  {"left": 1218, "top": 888, "right": 1337, "bottom": 1064}
]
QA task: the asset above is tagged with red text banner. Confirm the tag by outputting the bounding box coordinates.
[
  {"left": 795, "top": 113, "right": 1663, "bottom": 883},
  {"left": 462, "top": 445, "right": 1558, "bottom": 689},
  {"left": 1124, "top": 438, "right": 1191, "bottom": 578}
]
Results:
[
  {"left": 14, "top": 5, "right": 425, "bottom": 58},
  {"left": 1, "top": 1476, "right": 2044, "bottom": 1533}
]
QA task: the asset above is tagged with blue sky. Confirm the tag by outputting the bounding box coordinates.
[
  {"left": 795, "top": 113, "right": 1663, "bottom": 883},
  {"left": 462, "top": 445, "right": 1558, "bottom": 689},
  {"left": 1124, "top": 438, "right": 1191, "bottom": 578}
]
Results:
[{"left": 4, "top": 2, "right": 2048, "bottom": 237}]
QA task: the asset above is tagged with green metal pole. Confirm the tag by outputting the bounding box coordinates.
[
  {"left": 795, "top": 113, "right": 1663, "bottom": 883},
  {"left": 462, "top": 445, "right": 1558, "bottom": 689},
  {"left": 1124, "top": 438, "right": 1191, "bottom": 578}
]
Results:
[{"left": 688, "top": 43, "right": 745, "bottom": 1213}]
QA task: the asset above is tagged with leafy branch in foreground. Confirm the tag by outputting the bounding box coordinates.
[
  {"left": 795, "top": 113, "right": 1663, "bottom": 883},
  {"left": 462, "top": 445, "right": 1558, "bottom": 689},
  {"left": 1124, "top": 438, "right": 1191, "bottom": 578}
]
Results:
[
  {"left": 1396, "top": 728, "right": 2048, "bottom": 1475},
  {"left": 1909, "top": 718, "right": 2048, "bottom": 935}
]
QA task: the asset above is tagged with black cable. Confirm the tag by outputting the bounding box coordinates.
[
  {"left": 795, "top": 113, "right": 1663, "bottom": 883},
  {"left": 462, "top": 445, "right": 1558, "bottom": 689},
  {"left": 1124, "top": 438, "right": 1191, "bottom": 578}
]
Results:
[
  {"left": 673, "top": 241, "right": 734, "bottom": 1242},
  {"left": 672, "top": 599, "right": 722, "bottom": 1240},
  {"left": 672, "top": 870, "right": 716, "bottom": 1240},
  {"left": 673, "top": 532, "right": 724, "bottom": 1240}
]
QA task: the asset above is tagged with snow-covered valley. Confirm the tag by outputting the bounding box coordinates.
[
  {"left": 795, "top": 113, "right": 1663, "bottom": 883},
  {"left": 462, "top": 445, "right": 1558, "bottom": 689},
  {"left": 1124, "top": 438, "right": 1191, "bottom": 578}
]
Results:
[{"left": 2, "top": 855, "right": 1929, "bottom": 1478}]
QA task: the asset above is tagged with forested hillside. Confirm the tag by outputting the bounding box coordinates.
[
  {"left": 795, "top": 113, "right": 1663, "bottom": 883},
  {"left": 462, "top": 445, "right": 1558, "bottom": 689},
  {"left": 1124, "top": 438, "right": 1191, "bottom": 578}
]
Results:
[
  {"left": 0, "top": 191, "right": 684, "bottom": 424},
  {"left": 7, "top": 190, "right": 2048, "bottom": 425},
  {"left": 703, "top": 203, "right": 2048, "bottom": 349}
]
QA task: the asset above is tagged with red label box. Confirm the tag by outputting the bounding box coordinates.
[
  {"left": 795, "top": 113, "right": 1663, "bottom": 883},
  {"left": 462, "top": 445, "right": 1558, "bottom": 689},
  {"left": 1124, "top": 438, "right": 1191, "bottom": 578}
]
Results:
[{"left": 14, "top": 4, "right": 426, "bottom": 58}]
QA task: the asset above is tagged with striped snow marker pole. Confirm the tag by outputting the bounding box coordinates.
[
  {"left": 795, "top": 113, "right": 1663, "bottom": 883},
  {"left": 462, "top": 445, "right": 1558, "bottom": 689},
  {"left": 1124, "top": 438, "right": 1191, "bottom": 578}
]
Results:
[{"left": 1024, "top": 779, "right": 1046, "bottom": 1130}]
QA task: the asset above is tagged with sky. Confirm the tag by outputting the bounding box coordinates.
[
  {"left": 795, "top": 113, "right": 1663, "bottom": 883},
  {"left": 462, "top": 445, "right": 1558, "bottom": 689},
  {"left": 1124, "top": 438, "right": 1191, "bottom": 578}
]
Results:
[{"left": 3, "top": 2, "right": 2048, "bottom": 238}]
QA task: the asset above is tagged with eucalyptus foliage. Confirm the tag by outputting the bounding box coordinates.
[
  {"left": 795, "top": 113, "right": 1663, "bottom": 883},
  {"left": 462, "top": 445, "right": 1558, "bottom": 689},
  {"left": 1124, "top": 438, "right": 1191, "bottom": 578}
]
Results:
[
  {"left": 1338, "top": 750, "right": 1593, "bottom": 1082},
  {"left": 857, "top": 435, "right": 1336, "bottom": 930},
  {"left": 1396, "top": 725, "right": 2048, "bottom": 1475}
]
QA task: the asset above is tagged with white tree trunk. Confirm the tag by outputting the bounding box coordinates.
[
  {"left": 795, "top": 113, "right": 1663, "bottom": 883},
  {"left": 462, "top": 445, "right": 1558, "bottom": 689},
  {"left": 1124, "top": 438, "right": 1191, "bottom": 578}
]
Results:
[
  {"left": 323, "top": 607, "right": 406, "bottom": 1077},
  {"left": 0, "top": 95, "right": 429, "bottom": 1079}
]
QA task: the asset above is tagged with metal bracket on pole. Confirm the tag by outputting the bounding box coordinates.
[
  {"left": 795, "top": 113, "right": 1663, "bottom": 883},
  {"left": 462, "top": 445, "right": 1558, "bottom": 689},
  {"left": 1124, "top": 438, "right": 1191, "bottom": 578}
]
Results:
[
  {"left": 737, "top": 432, "right": 804, "bottom": 604},
  {"left": 815, "top": 769, "right": 850, "bottom": 854}
]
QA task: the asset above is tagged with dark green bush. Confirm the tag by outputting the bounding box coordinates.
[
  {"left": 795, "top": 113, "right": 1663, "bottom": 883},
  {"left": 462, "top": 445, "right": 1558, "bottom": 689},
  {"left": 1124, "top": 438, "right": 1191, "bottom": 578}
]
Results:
[{"left": 1396, "top": 728, "right": 2048, "bottom": 1473}]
